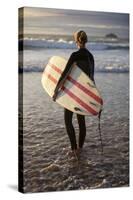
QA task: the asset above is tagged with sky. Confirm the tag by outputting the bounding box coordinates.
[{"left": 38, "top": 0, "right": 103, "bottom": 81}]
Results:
[{"left": 22, "top": 7, "right": 129, "bottom": 38}]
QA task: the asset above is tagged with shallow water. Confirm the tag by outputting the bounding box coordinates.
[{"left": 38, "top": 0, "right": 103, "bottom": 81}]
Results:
[{"left": 21, "top": 72, "right": 129, "bottom": 193}]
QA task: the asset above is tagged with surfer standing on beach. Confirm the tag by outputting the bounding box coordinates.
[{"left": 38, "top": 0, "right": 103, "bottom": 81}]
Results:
[{"left": 53, "top": 30, "right": 95, "bottom": 156}]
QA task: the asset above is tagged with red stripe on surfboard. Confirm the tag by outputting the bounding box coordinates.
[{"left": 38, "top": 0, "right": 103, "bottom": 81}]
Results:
[
  {"left": 61, "top": 86, "right": 98, "bottom": 115},
  {"left": 44, "top": 72, "right": 57, "bottom": 84},
  {"left": 67, "top": 76, "right": 103, "bottom": 105},
  {"left": 48, "top": 62, "right": 103, "bottom": 105},
  {"left": 44, "top": 72, "right": 98, "bottom": 115},
  {"left": 49, "top": 63, "right": 62, "bottom": 74}
]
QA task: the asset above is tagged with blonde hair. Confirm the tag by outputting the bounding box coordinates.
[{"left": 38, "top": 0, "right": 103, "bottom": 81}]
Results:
[{"left": 74, "top": 30, "right": 88, "bottom": 45}]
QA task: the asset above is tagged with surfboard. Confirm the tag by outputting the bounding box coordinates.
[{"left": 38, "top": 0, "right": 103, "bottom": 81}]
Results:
[{"left": 41, "top": 56, "right": 103, "bottom": 116}]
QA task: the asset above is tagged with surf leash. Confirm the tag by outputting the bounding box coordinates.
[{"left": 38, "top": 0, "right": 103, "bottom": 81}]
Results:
[{"left": 98, "top": 109, "right": 103, "bottom": 154}]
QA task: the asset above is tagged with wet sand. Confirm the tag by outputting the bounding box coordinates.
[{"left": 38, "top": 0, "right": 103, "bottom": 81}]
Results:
[{"left": 21, "top": 72, "right": 129, "bottom": 193}]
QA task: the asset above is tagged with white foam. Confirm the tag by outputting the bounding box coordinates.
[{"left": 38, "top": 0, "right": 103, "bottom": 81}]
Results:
[{"left": 23, "top": 38, "right": 129, "bottom": 50}]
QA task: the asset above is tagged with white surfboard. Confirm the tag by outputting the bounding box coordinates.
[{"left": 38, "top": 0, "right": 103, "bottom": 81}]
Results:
[{"left": 41, "top": 56, "right": 103, "bottom": 116}]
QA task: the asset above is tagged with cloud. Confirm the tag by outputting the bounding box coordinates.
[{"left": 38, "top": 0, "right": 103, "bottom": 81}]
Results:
[
  {"left": 24, "top": 7, "right": 65, "bottom": 18},
  {"left": 67, "top": 23, "right": 128, "bottom": 30},
  {"left": 22, "top": 7, "right": 129, "bottom": 38}
]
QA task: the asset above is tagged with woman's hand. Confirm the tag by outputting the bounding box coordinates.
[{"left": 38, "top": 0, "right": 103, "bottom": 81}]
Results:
[
  {"left": 52, "top": 91, "right": 58, "bottom": 102},
  {"left": 52, "top": 82, "right": 62, "bottom": 101}
]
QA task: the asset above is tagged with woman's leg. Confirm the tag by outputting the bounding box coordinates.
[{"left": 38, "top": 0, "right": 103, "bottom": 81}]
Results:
[
  {"left": 77, "top": 114, "right": 86, "bottom": 148},
  {"left": 64, "top": 109, "right": 77, "bottom": 150}
]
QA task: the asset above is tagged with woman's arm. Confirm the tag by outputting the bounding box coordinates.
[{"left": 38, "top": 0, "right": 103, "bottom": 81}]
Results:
[
  {"left": 53, "top": 53, "right": 75, "bottom": 101},
  {"left": 89, "top": 54, "right": 95, "bottom": 83}
]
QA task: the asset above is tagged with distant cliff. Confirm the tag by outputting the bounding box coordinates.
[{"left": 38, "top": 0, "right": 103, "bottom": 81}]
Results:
[{"left": 105, "top": 33, "right": 118, "bottom": 39}]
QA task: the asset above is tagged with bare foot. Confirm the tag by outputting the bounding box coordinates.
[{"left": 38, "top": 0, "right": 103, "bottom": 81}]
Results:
[
  {"left": 77, "top": 147, "right": 82, "bottom": 154},
  {"left": 66, "top": 149, "right": 80, "bottom": 161},
  {"left": 66, "top": 150, "right": 76, "bottom": 157}
]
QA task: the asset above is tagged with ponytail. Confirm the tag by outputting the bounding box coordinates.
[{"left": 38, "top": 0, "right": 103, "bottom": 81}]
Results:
[{"left": 74, "top": 30, "right": 88, "bottom": 45}]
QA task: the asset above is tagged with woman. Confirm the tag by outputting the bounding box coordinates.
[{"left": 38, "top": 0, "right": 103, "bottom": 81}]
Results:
[{"left": 53, "top": 30, "right": 95, "bottom": 156}]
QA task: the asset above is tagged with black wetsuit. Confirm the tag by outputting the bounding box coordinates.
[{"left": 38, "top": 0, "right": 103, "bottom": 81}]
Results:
[{"left": 56, "top": 48, "right": 95, "bottom": 150}]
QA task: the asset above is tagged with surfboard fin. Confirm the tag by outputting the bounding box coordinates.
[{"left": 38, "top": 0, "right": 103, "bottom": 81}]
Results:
[
  {"left": 89, "top": 101, "right": 98, "bottom": 107},
  {"left": 74, "top": 107, "right": 83, "bottom": 112},
  {"left": 87, "top": 82, "right": 96, "bottom": 88}
]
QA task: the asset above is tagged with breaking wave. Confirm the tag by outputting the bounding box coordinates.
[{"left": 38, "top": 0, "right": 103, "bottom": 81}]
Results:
[
  {"left": 20, "top": 38, "right": 129, "bottom": 51},
  {"left": 19, "top": 65, "right": 129, "bottom": 73}
]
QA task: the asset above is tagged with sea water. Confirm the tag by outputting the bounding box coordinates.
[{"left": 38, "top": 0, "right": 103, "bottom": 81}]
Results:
[{"left": 19, "top": 36, "right": 129, "bottom": 192}]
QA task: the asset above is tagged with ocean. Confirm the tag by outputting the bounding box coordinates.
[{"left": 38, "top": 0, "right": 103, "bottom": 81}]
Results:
[
  {"left": 19, "top": 35, "right": 129, "bottom": 192},
  {"left": 20, "top": 35, "right": 129, "bottom": 73}
]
